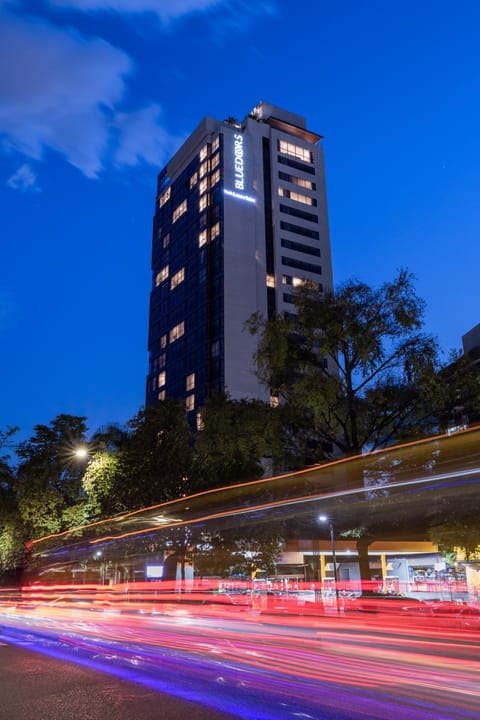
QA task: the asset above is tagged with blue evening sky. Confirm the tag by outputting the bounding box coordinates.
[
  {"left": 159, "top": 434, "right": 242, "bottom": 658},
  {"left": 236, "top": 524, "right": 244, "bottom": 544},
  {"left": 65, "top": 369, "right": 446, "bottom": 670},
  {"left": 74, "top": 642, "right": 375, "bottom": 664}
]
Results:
[{"left": 1, "top": 0, "right": 479, "bottom": 442}]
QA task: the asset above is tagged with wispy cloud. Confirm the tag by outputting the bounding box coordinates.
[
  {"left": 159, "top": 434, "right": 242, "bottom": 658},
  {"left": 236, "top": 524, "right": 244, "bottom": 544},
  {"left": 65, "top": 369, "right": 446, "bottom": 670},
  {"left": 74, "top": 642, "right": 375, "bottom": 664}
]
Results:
[
  {"left": 0, "top": 10, "right": 132, "bottom": 178},
  {"left": 113, "top": 104, "right": 183, "bottom": 169},
  {"left": 48, "top": 0, "right": 223, "bottom": 22},
  {"left": 6, "top": 163, "right": 40, "bottom": 191}
]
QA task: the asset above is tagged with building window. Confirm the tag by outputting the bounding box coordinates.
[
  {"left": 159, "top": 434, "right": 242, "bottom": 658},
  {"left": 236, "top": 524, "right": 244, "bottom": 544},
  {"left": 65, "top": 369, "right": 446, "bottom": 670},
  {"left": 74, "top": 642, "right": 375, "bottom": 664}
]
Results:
[
  {"left": 280, "top": 204, "right": 318, "bottom": 223},
  {"left": 190, "top": 172, "right": 198, "bottom": 188},
  {"left": 266, "top": 274, "right": 275, "bottom": 288},
  {"left": 283, "top": 293, "right": 295, "bottom": 304},
  {"left": 158, "top": 353, "right": 166, "bottom": 368},
  {"left": 186, "top": 373, "right": 195, "bottom": 391},
  {"left": 278, "top": 140, "right": 313, "bottom": 164},
  {"left": 278, "top": 171, "right": 316, "bottom": 190},
  {"left": 278, "top": 187, "right": 316, "bottom": 206},
  {"left": 170, "top": 321, "right": 185, "bottom": 343},
  {"left": 199, "top": 194, "right": 210, "bottom": 212},
  {"left": 158, "top": 371, "right": 166, "bottom": 387},
  {"left": 281, "top": 238, "right": 321, "bottom": 257},
  {"left": 172, "top": 200, "right": 187, "bottom": 223},
  {"left": 282, "top": 274, "right": 320, "bottom": 288},
  {"left": 160, "top": 334, "right": 167, "bottom": 349},
  {"left": 278, "top": 156, "right": 316, "bottom": 175},
  {"left": 170, "top": 267, "right": 185, "bottom": 290},
  {"left": 210, "top": 222, "right": 220, "bottom": 240},
  {"left": 196, "top": 411, "right": 205, "bottom": 431},
  {"left": 198, "top": 229, "right": 208, "bottom": 247},
  {"left": 199, "top": 160, "right": 209, "bottom": 178},
  {"left": 185, "top": 394, "right": 195, "bottom": 412},
  {"left": 212, "top": 136, "right": 220, "bottom": 153},
  {"left": 158, "top": 390, "right": 166, "bottom": 401},
  {"left": 270, "top": 394, "right": 280, "bottom": 408},
  {"left": 199, "top": 144, "right": 209, "bottom": 161},
  {"left": 158, "top": 187, "right": 171, "bottom": 208},
  {"left": 280, "top": 221, "right": 320, "bottom": 240},
  {"left": 199, "top": 178, "right": 208, "bottom": 195},
  {"left": 155, "top": 265, "right": 169, "bottom": 286},
  {"left": 211, "top": 152, "right": 220, "bottom": 170},
  {"left": 162, "top": 233, "right": 170, "bottom": 248},
  {"left": 282, "top": 256, "right": 322, "bottom": 274}
]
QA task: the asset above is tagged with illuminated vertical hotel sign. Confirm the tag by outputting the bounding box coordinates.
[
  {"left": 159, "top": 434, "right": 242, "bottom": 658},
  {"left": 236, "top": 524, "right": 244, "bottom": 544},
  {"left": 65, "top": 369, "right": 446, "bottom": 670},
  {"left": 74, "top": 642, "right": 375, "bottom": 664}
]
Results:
[{"left": 224, "top": 130, "right": 255, "bottom": 204}]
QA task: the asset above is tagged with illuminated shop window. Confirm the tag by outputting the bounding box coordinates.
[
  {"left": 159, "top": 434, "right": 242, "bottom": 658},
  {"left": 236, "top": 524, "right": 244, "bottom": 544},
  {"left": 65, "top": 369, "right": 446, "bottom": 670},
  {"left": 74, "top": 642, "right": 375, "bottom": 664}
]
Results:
[
  {"left": 278, "top": 140, "right": 313, "bottom": 163},
  {"left": 158, "top": 187, "right": 171, "bottom": 208},
  {"left": 170, "top": 267, "right": 185, "bottom": 290},
  {"left": 170, "top": 321, "right": 185, "bottom": 343},
  {"left": 186, "top": 373, "right": 195, "bottom": 391}
]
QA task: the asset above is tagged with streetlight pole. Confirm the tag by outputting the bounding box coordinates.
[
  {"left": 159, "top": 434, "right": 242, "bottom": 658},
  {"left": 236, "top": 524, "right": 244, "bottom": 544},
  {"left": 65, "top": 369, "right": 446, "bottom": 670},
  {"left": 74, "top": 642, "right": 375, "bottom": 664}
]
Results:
[{"left": 319, "top": 514, "right": 339, "bottom": 612}]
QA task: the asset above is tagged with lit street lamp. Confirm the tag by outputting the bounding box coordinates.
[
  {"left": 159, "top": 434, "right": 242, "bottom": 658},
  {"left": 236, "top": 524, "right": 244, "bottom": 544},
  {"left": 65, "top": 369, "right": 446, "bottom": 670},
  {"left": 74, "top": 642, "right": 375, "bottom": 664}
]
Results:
[{"left": 318, "top": 514, "right": 339, "bottom": 611}]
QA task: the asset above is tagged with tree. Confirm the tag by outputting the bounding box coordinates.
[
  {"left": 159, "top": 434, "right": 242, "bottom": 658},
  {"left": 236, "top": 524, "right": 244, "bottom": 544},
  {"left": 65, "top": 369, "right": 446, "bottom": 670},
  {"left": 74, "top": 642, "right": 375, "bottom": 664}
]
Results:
[
  {"left": 116, "top": 401, "right": 193, "bottom": 509},
  {"left": 191, "top": 394, "right": 278, "bottom": 491},
  {"left": 15, "top": 414, "right": 88, "bottom": 538},
  {"left": 247, "top": 269, "right": 441, "bottom": 456}
]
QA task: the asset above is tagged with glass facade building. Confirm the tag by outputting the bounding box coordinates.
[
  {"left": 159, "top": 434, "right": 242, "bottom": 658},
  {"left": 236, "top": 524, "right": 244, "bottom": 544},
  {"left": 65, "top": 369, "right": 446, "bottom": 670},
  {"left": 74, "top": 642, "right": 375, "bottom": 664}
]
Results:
[{"left": 146, "top": 102, "right": 333, "bottom": 420}]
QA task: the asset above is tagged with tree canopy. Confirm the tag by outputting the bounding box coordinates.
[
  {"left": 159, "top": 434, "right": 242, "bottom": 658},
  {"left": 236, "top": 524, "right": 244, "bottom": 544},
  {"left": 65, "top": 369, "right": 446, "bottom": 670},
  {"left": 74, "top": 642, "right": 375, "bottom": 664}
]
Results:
[{"left": 247, "top": 269, "right": 442, "bottom": 456}]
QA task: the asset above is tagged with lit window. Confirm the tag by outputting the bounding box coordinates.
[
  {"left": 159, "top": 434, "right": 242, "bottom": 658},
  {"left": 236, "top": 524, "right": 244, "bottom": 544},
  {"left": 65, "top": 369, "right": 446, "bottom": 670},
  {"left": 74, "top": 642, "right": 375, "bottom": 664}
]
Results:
[
  {"left": 278, "top": 140, "right": 313, "bottom": 163},
  {"left": 199, "top": 145, "right": 209, "bottom": 161},
  {"left": 211, "top": 152, "right": 220, "bottom": 170},
  {"left": 210, "top": 222, "right": 220, "bottom": 241},
  {"left": 266, "top": 274, "right": 275, "bottom": 288},
  {"left": 172, "top": 200, "right": 187, "bottom": 223},
  {"left": 212, "top": 136, "right": 220, "bottom": 153},
  {"left": 158, "top": 390, "right": 165, "bottom": 401},
  {"left": 158, "top": 187, "right": 171, "bottom": 208},
  {"left": 278, "top": 187, "right": 315, "bottom": 206},
  {"left": 282, "top": 274, "right": 307, "bottom": 287},
  {"left": 199, "top": 178, "right": 208, "bottom": 195},
  {"left": 162, "top": 233, "right": 170, "bottom": 248},
  {"left": 199, "top": 161, "right": 209, "bottom": 178},
  {"left": 270, "top": 395, "right": 280, "bottom": 408},
  {"left": 190, "top": 172, "right": 198, "bottom": 188},
  {"left": 170, "top": 321, "right": 185, "bottom": 343},
  {"left": 170, "top": 267, "right": 185, "bottom": 290},
  {"left": 196, "top": 411, "right": 205, "bottom": 431},
  {"left": 210, "top": 169, "right": 220, "bottom": 186},
  {"left": 198, "top": 229, "right": 208, "bottom": 247},
  {"left": 155, "top": 265, "right": 169, "bottom": 286},
  {"left": 185, "top": 394, "right": 195, "bottom": 412},
  {"left": 186, "top": 373, "right": 195, "bottom": 391},
  {"left": 158, "top": 371, "right": 166, "bottom": 387},
  {"left": 160, "top": 334, "right": 167, "bottom": 349},
  {"left": 199, "top": 194, "right": 210, "bottom": 212}
]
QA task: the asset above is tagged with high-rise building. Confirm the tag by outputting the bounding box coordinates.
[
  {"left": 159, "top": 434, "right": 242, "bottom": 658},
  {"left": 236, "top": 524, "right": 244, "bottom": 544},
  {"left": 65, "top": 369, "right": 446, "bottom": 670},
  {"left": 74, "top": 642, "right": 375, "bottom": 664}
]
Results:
[{"left": 146, "top": 102, "right": 333, "bottom": 421}]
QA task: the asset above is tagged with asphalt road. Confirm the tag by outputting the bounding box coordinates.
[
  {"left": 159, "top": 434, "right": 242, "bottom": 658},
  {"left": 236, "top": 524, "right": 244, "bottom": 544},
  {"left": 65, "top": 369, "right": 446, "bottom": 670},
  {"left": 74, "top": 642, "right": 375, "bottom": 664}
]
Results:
[{"left": 0, "top": 638, "right": 238, "bottom": 720}]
